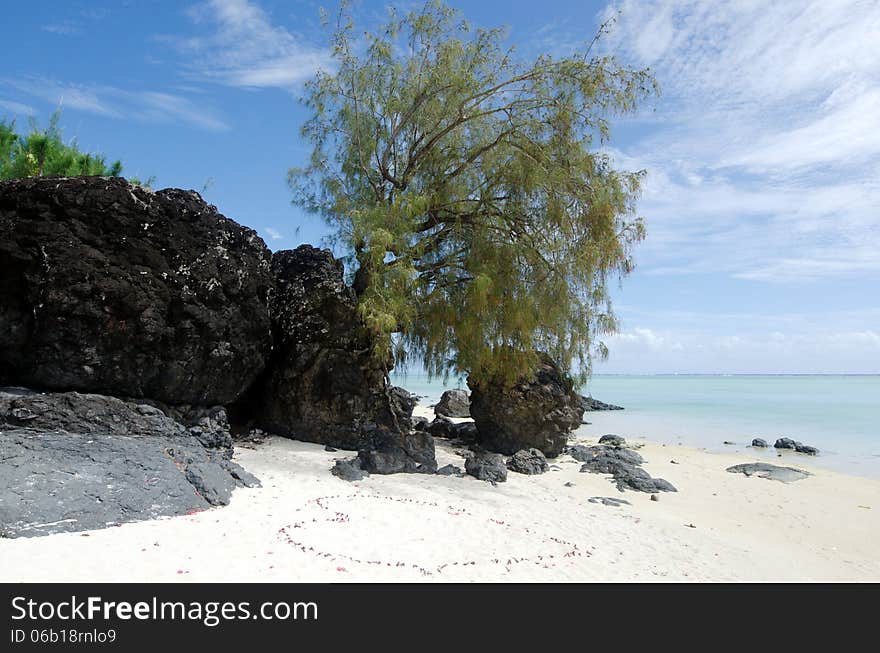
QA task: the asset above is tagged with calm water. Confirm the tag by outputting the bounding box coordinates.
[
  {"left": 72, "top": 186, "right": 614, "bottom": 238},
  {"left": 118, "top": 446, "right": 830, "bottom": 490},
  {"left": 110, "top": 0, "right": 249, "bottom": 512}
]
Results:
[{"left": 390, "top": 373, "right": 880, "bottom": 478}]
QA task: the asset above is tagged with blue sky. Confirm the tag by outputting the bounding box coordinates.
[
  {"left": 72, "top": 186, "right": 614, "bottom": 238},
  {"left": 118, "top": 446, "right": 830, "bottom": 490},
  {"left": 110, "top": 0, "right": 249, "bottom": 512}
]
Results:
[{"left": 2, "top": 0, "right": 878, "bottom": 374}]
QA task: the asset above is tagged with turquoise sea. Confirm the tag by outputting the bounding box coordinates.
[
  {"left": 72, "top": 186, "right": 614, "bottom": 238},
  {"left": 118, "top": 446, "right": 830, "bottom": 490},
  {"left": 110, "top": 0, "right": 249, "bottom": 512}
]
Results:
[{"left": 389, "top": 373, "right": 880, "bottom": 478}]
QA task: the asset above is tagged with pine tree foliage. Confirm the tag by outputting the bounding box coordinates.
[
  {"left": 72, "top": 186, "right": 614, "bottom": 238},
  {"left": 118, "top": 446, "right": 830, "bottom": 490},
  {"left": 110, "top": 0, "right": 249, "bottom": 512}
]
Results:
[
  {"left": 291, "top": 0, "right": 656, "bottom": 386},
  {"left": 0, "top": 110, "right": 128, "bottom": 181}
]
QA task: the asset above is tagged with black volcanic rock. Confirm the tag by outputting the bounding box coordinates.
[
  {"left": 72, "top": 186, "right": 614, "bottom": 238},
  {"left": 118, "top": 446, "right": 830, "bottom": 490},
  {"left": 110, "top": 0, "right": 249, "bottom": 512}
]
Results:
[
  {"left": 0, "top": 176, "right": 274, "bottom": 405},
  {"left": 435, "top": 389, "right": 470, "bottom": 418},
  {"left": 389, "top": 386, "right": 418, "bottom": 431},
  {"left": 468, "top": 355, "right": 583, "bottom": 458},
  {"left": 577, "top": 444, "right": 676, "bottom": 493},
  {"left": 598, "top": 434, "right": 626, "bottom": 447},
  {"left": 0, "top": 388, "right": 259, "bottom": 538},
  {"left": 256, "top": 245, "right": 406, "bottom": 449},
  {"left": 465, "top": 451, "right": 508, "bottom": 483},
  {"left": 579, "top": 396, "right": 624, "bottom": 411},
  {"left": 506, "top": 448, "right": 549, "bottom": 475},
  {"left": 357, "top": 428, "right": 438, "bottom": 475},
  {"left": 774, "top": 437, "right": 818, "bottom": 455}
]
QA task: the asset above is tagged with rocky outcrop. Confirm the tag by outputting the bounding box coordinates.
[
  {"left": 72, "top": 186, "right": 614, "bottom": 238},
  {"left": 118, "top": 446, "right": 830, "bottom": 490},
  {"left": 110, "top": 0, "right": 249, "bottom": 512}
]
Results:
[
  {"left": 0, "top": 388, "right": 258, "bottom": 538},
  {"left": 468, "top": 355, "right": 583, "bottom": 457},
  {"left": 774, "top": 437, "right": 819, "bottom": 455},
  {"left": 0, "top": 176, "right": 274, "bottom": 405},
  {"left": 598, "top": 434, "right": 626, "bottom": 447},
  {"left": 465, "top": 451, "right": 508, "bottom": 483},
  {"left": 752, "top": 438, "right": 768, "bottom": 448},
  {"left": 506, "top": 448, "right": 549, "bottom": 475},
  {"left": 434, "top": 389, "right": 470, "bottom": 418},
  {"left": 357, "top": 428, "right": 437, "bottom": 475},
  {"left": 579, "top": 396, "right": 624, "bottom": 411},
  {"left": 726, "top": 463, "right": 810, "bottom": 483},
  {"left": 256, "top": 246, "right": 406, "bottom": 449},
  {"left": 575, "top": 444, "right": 676, "bottom": 493},
  {"left": 331, "top": 458, "right": 369, "bottom": 482},
  {"left": 389, "top": 386, "right": 418, "bottom": 432}
]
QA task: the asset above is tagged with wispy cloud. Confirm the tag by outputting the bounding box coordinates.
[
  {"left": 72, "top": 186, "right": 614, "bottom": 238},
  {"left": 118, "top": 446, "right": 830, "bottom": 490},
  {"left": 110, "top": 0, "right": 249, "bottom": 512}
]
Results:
[
  {"left": 0, "top": 77, "right": 229, "bottom": 132},
  {"left": 0, "top": 99, "right": 36, "bottom": 117},
  {"left": 595, "top": 0, "right": 880, "bottom": 283},
  {"left": 264, "top": 226, "right": 284, "bottom": 241},
  {"left": 41, "top": 21, "right": 84, "bottom": 36},
  {"left": 601, "top": 327, "right": 880, "bottom": 374},
  {"left": 162, "top": 0, "right": 332, "bottom": 89}
]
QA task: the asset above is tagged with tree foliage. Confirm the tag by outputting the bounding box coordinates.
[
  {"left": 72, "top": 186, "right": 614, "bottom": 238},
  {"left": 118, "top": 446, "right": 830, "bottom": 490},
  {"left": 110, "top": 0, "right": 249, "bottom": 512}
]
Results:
[
  {"left": 0, "top": 110, "right": 134, "bottom": 182},
  {"left": 291, "top": 0, "right": 656, "bottom": 386}
]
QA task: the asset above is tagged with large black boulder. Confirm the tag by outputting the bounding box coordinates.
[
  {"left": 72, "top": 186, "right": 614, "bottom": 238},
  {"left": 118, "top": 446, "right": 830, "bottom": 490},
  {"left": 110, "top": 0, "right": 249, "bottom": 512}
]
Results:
[
  {"left": 465, "top": 451, "right": 508, "bottom": 483},
  {"left": 256, "top": 246, "right": 406, "bottom": 449},
  {"left": 0, "top": 388, "right": 259, "bottom": 538},
  {"left": 357, "top": 429, "right": 437, "bottom": 475},
  {"left": 468, "top": 355, "right": 583, "bottom": 457},
  {"left": 435, "top": 389, "right": 470, "bottom": 418},
  {"left": 0, "top": 176, "right": 274, "bottom": 405},
  {"left": 506, "top": 448, "right": 549, "bottom": 475}
]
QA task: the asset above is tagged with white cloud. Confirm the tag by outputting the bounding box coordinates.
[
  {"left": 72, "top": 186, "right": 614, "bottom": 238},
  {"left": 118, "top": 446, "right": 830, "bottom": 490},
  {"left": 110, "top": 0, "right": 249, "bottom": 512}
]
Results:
[
  {"left": 0, "top": 78, "right": 229, "bottom": 132},
  {"left": 42, "top": 21, "right": 83, "bottom": 36},
  {"left": 0, "top": 99, "right": 36, "bottom": 117},
  {"left": 264, "top": 226, "right": 284, "bottom": 241},
  {"left": 601, "top": 327, "right": 880, "bottom": 374},
  {"left": 167, "top": 0, "right": 332, "bottom": 89},
  {"left": 596, "top": 0, "right": 880, "bottom": 283}
]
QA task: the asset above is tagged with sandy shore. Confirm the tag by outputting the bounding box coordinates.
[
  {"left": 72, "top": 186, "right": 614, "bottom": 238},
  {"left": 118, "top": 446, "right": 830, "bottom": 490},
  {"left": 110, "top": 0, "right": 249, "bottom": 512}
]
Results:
[{"left": 2, "top": 404, "right": 878, "bottom": 582}]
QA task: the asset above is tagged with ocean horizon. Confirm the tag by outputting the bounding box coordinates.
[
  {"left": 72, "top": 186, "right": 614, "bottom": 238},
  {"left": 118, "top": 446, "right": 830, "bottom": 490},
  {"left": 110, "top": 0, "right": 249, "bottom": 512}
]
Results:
[{"left": 391, "top": 372, "right": 880, "bottom": 479}]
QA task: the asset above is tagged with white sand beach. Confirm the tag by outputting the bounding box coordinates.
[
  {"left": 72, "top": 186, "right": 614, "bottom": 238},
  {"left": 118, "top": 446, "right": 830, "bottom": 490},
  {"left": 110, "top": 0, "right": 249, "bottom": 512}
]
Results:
[{"left": 2, "top": 404, "right": 878, "bottom": 583}]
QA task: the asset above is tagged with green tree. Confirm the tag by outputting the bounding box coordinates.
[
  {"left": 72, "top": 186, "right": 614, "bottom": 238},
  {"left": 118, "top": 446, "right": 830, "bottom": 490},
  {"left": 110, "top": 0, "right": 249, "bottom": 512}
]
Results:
[
  {"left": 0, "top": 110, "right": 127, "bottom": 180},
  {"left": 291, "top": 0, "right": 656, "bottom": 386}
]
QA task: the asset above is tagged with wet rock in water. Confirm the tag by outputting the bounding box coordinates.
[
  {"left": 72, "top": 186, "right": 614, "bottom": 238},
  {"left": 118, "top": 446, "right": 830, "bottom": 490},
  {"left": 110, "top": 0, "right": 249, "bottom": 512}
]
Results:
[
  {"left": 434, "top": 389, "right": 470, "bottom": 418},
  {"left": 598, "top": 434, "right": 626, "bottom": 447},
  {"left": 579, "top": 396, "right": 624, "bottom": 411},
  {"left": 468, "top": 354, "right": 583, "bottom": 458},
  {"left": 578, "top": 444, "right": 676, "bottom": 493},
  {"left": 588, "top": 496, "right": 631, "bottom": 507},
  {"left": 723, "top": 441, "right": 736, "bottom": 445},
  {"left": 774, "top": 437, "right": 819, "bottom": 455},
  {"left": 506, "top": 448, "right": 549, "bottom": 475},
  {"left": 726, "top": 463, "right": 810, "bottom": 483},
  {"left": 752, "top": 438, "right": 768, "bottom": 448},
  {"left": 356, "top": 428, "right": 437, "bottom": 475},
  {"left": 436, "top": 464, "right": 464, "bottom": 477},
  {"left": 465, "top": 451, "right": 508, "bottom": 483},
  {"left": 331, "top": 458, "right": 368, "bottom": 482},
  {"left": 0, "top": 390, "right": 258, "bottom": 538},
  {"left": 324, "top": 445, "right": 338, "bottom": 452},
  {"left": 0, "top": 176, "right": 274, "bottom": 405},
  {"left": 564, "top": 481, "right": 575, "bottom": 487},
  {"left": 255, "top": 246, "right": 406, "bottom": 449}
]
